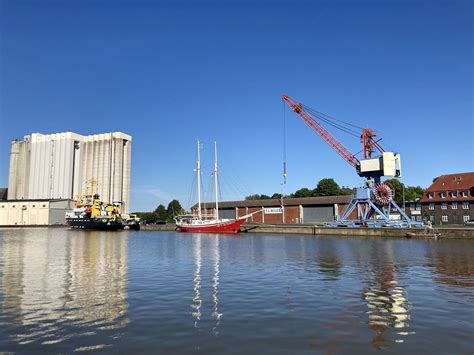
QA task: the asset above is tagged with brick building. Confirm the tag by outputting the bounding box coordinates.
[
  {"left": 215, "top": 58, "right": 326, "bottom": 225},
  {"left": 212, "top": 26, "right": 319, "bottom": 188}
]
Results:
[
  {"left": 420, "top": 172, "right": 474, "bottom": 225},
  {"left": 193, "top": 195, "right": 353, "bottom": 224}
]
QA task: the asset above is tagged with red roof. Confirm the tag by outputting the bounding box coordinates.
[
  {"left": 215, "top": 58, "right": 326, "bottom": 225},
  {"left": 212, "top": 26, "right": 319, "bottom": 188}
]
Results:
[{"left": 420, "top": 172, "right": 474, "bottom": 202}]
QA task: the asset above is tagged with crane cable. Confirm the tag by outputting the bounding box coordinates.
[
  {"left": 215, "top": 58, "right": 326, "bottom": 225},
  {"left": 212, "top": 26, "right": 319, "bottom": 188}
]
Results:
[
  {"left": 302, "top": 104, "right": 362, "bottom": 138},
  {"left": 303, "top": 104, "right": 364, "bottom": 130}
]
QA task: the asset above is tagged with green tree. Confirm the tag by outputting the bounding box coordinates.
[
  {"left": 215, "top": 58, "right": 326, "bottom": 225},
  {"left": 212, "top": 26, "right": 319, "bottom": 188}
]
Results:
[
  {"left": 314, "top": 178, "right": 341, "bottom": 197},
  {"left": 339, "top": 186, "right": 354, "bottom": 195},
  {"left": 405, "top": 186, "right": 424, "bottom": 202},
  {"left": 293, "top": 187, "right": 314, "bottom": 198},
  {"left": 167, "top": 200, "right": 184, "bottom": 222},
  {"left": 271, "top": 193, "right": 283, "bottom": 199},
  {"left": 384, "top": 179, "right": 405, "bottom": 205},
  {"left": 134, "top": 212, "right": 157, "bottom": 223},
  {"left": 154, "top": 204, "right": 168, "bottom": 222},
  {"left": 245, "top": 194, "right": 271, "bottom": 200}
]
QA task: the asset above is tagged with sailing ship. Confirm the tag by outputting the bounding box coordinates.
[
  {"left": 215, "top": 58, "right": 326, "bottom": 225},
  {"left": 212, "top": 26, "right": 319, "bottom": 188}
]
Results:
[{"left": 175, "top": 141, "right": 248, "bottom": 234}]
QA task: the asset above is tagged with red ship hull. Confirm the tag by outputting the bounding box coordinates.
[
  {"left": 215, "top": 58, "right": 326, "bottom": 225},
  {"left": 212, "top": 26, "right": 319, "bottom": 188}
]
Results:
[{"left": 176, "top": 218, "right": 246, "bottom": 234}]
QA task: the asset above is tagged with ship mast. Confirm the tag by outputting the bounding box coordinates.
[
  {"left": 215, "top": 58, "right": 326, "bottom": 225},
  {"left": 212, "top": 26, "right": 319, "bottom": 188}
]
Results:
[
  {"left": 214, "top": 141, "right": 219, "bottom": 221},
  {"left": 197, "top": 140, "right": 202, "bottom": 220}
]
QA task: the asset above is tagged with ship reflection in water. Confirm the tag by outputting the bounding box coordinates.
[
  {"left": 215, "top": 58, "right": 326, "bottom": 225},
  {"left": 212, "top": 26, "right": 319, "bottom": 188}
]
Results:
[
  {"left": 0, "top": 229, "right": 128, "bottom": 352},
  {"left": 1, "top": 230, "right": 473, "bottom": 353},
  {"left": 191, "top": 235, "right": 223, "bottom": 334}
]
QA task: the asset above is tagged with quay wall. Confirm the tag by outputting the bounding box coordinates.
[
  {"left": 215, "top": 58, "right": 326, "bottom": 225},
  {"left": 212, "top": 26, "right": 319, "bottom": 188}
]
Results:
[{"left": 141, "top": 223, "right": 474, "bottom": 239}]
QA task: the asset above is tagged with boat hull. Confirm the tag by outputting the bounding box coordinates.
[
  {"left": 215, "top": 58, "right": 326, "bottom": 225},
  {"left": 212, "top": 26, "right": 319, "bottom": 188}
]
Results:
[
  {"left": 405, "top": 232, "right": 440, "bottom": 239},
  {"left": 66, "top": 217, "right": 123, "bottom": 231},
  {"left": 176, "top": 218, "right": 246, "bottom": 234}
]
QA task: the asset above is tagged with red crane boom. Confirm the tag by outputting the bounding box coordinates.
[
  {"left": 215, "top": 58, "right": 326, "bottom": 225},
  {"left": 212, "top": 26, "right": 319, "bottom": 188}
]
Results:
[{"left": 282, "top": 95, "right": 361, "bottom": 169}]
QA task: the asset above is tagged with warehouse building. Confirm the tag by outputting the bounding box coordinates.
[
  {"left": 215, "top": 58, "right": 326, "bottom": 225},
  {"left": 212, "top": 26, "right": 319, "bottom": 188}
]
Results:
[
  {"left": 0, "top": 199, "right": 74, "bottom": 226},
  {"left": 194, "top": 195, "right": 353, "bottom": 224},
  {"left": 420, "top": 172, "right": 473, "bottom": 225},
  {"left": 7, "top": 131, "right": 132, "bottom": 213}
]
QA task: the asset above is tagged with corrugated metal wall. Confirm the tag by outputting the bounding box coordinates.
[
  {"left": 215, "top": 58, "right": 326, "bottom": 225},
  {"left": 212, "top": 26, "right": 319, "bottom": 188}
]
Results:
[
  {"left": 302, "top": 205, "right": 334, "bottom": 223},
  {"left": 7, "top": 132, "right": 132, "bottom": 212},
  {"left": 218, "top": 208, "right": 235, "bottom": 219}
]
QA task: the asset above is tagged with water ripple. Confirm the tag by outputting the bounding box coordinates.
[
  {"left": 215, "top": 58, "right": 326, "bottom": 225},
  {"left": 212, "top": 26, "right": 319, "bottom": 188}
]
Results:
[{"left": 1, "top": 229, "right": 473, "bottom": 353}]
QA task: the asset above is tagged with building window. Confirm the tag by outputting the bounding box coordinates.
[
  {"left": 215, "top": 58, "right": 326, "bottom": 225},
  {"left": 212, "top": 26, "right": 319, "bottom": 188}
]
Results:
[
  {"left": 429, "top": 203, "right": 435, "bottom": 210},
  {"left": 42, "top": 204, "right": 46, "bottom": 207},
  {"left": 451, "top": 191, "right": 457, "bottom": 198},
  {"left": 452, "top": 202, "right": 458, "bottom": 210},
  {"left": 441, "top": 202, "right": 447, "bottom": 210},
  {"left": 440, "top": 192, "right": 446, "bottom": 198},
  {"left": 463, "top": 202, "right": 469, "bottom": 209},
  {"left": 462, "top": 191, "right": 468, "bottom": 197},
  {"left": 428, "top": 192, "right": 434, "bottom": 199},
  {"left": 32, "top": 205, "right": 36, "bottom": 208},
  {"left": 410, "top": 203, "right": 415, "bottom": 210},
  {"left": 464, "top": 216, "right": 470, "bottom": 223},
  {"left": 442, "top": 215, "right": 448, "bottom": 222},
  {"left": 416, "top": 205, "right": 421, "bottom": 211}
]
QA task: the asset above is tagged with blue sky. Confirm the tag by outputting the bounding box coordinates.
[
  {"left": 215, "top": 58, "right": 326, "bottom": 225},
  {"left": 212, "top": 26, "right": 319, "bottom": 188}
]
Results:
[{"left": 0, "top": 0, "right": 472, "bottom": 211}]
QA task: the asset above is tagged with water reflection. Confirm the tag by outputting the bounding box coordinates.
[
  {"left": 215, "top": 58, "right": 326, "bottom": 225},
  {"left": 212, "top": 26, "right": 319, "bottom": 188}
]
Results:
[
  {"left": 211, "top": 238, "right": 223, "bottom": 334},
  {"left": 0, "top": 229, "right": 129, "bottom": 348},
  {"left": 191, "top": 235, "right": 202, "bottom": 327},
  {"left": 1, "top": 231, "right": 473, "bottom": 353},
  {"left": 316, "top": 241, "right": 342, "bottom": 280},
  {"left": 191, "top": 235, "right": 222, "bottom": 333},
  {"left": 426, "top": 242, "right": 474, "bottom": 289},
  {"left": 360, "top": 244, "right": 411, "bottom": 349}
]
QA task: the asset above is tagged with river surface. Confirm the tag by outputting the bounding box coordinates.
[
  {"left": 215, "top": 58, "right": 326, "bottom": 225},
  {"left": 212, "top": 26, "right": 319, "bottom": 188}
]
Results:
[{"left": 0, "top": 229, "right": 473, "bottom": 354}]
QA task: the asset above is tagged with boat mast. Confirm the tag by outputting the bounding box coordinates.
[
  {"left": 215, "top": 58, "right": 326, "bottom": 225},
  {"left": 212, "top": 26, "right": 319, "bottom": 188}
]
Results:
[
  {"left": 197, "top": 140, "right": 202, "bottom": 220},
  {"left": 214, "top": 141, "right": 219, "bottom": 221}
]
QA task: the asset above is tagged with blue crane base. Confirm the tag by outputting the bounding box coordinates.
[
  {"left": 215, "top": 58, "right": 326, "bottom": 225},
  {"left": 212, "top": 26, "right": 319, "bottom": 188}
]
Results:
[{"left": 327, "top": 187, "right": 426, "bottom": 228}]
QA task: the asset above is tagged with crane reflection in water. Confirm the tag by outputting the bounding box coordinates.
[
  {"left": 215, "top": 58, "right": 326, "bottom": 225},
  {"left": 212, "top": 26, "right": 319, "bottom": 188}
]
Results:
[
  {"left": 360, "top": 243, "right": 412, "bottom": 349},
  {"left": 191, "top": 235, "right": 223, "bottom": 334}
]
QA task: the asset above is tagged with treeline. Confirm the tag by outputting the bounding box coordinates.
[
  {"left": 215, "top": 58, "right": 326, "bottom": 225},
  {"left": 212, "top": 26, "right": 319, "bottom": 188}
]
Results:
[
  {"left": 133, "top": 199, "right": 184, "bottom": 223},
  {"left": 245, "top": 178, "right": 353, "bottom": 200},
  {"left": 383, "top": 179, "right": 425, "bottom": 205},
  {"left": 245, "top": 177, "right": 425, "bottom": 205}
]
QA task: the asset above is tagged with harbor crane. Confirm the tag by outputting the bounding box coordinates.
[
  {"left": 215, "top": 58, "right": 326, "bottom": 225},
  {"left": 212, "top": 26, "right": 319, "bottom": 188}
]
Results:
[{"left": 282, "top": 95, "right": 423, "bottom": 228}]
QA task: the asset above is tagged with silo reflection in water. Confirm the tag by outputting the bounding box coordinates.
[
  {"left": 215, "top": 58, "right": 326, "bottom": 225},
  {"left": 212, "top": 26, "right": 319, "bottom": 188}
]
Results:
[{"left": 0, "top": 229, "right": 129, "bottom": 351}]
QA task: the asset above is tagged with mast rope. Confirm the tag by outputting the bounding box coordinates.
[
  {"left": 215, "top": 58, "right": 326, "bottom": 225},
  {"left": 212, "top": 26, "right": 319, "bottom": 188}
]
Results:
[{"left": 282, "top": 99, "right": 287, "bottom": 185}]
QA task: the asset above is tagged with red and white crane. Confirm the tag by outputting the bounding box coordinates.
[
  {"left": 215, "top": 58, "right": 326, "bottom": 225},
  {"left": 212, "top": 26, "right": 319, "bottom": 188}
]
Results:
[{"left": 282, "top": 94, "right": 421, "bottom": 228}]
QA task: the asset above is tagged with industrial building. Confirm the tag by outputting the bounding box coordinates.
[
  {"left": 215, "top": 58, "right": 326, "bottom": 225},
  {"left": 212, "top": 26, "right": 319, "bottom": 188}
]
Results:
[
  {"left": 419, "top": 172, "right": 473, "bottom": 225},
  {"left": 194, "top": 195, "right": 353, "bottom": 224},
  {"left": 0, "top": 199, "right": 74, "bottom": 226},
  {"left": 7, "top": 131, "right": 132, "bottom": 212}
]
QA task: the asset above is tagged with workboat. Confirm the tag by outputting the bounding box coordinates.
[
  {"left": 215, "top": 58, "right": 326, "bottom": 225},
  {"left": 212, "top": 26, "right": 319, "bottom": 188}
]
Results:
[
  {"left": 175, "top": 141, "right": 250, "bottom": 234},
  {"left": 405, "top": 231, "right": 441, "bottom": 239},
  {"left": 66, "top": 184, "right": 124, "bottom": 231}
]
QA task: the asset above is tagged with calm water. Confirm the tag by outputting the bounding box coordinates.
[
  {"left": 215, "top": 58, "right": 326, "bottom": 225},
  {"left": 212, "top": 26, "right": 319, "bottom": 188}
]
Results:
[{"left": 0, "top": 229, "right": 473, "bottom": 354}]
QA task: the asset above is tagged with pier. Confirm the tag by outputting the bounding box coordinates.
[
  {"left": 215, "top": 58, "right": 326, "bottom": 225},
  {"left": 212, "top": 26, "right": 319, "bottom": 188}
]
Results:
[{"left": 141, "top": 223, "right": 474, "bottom": 239}]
